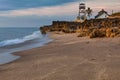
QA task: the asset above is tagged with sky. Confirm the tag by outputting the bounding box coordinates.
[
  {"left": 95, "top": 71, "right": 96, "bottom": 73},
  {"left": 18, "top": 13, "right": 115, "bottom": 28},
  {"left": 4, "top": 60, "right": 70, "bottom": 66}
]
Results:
[{"left": 0, "top": 0, "right": 119, "bottom": 27}]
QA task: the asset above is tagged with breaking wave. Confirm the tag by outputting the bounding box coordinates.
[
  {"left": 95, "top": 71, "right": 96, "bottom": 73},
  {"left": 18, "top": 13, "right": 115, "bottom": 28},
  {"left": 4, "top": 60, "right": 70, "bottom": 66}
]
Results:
[{"left": 0, "top": 31, "right": 47, "bottom": 47}]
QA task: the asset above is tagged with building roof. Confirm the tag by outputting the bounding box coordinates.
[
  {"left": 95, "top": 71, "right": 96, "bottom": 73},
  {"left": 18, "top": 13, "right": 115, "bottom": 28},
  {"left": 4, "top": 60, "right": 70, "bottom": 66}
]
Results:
[
  {"left": 80, "top": 3, "right": 85, "bottom": 5},
  {"left": 95, "top": 9, "right": 109, "bottom": 18}
]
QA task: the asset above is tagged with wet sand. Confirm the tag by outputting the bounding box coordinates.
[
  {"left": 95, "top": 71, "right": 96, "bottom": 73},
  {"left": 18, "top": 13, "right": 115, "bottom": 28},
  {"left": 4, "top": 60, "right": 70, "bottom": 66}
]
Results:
[{"left": 0, "top": 33, "right": 120, "bottom": 80}]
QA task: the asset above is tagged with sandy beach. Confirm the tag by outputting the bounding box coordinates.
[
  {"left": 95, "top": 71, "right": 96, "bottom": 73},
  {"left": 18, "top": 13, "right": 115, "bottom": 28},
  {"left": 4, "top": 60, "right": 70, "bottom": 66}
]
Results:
[{"left": 0, "top": 33, "right": 120, "bottom": 80}]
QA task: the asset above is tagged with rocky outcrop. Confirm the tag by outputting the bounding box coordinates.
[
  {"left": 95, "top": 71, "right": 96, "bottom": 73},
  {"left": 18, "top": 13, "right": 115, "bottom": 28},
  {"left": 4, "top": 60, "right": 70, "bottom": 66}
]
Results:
[
  {"left": 77, "top": 27, "right": 120, "bottom": 38},
  {"left": 40, "top": 18, "right": 120, "bottom": 38}
]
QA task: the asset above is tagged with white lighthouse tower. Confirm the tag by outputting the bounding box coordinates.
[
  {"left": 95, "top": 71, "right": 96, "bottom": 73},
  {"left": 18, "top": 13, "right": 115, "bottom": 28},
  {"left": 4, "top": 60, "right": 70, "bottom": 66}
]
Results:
[{"left": 76, "top": 3, "right": 87, "bottom": 22}]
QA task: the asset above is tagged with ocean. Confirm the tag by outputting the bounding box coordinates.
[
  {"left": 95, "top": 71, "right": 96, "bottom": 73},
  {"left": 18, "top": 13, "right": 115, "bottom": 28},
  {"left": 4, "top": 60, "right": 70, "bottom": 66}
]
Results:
[{"left": 0, "top": 27, "right": 52, "bottom": 65}]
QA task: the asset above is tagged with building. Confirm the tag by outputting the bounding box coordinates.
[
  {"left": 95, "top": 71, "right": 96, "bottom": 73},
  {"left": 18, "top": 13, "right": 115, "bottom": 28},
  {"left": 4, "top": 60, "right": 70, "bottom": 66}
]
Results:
[{"left": 95, "top": 9, "right": 109, "bottom": 19}]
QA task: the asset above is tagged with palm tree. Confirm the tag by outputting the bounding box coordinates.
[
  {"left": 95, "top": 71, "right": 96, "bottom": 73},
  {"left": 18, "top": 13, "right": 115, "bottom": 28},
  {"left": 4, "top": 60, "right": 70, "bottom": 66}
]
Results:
[{"left": 86, "top": 7, "right": 93, "bottom": 19}]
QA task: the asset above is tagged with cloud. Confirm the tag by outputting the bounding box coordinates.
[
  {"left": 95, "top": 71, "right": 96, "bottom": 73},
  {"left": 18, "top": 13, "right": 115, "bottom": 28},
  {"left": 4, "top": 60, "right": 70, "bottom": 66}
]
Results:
[
  {"left": 0, "top": 2, "right": 79, "bottom": 17},
  {"left": 0, "top": 0, "right": 119, "bottom": 27},
  {"left": 0, "top": 0, "right": 79, "bottom": 11},
  {"left": 0, "top": 0, "right": 119, "bottom": 17}
]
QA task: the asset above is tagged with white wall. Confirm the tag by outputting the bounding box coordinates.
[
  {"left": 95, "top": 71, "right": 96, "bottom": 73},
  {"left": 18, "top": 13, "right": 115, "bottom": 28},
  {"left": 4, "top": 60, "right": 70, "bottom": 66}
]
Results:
[{"left": 97, "top": 13, "right": 109, "bottom": 18}]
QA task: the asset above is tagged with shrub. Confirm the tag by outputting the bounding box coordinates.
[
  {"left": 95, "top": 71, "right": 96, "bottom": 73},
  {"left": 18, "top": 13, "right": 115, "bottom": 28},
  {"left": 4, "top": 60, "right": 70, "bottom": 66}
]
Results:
[{"left": 89, "top": 29, "right": 106, "bottom": 38}]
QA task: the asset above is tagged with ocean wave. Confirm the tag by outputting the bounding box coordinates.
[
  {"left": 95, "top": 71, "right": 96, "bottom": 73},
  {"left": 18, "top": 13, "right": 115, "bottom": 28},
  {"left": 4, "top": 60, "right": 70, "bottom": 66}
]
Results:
[{"left": 0, "top": 31, "right": 44, "bottom": 47}]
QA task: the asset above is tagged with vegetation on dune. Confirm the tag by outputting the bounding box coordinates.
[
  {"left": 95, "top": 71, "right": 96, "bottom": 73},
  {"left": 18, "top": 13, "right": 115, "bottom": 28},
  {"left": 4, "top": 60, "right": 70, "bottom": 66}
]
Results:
[
  {"left": 40, "top": 18, "right": 120, "bottom": 38},
  {"left": 111, "top": 12, "right": 120, "bottom": 16},
  {"left": 77, "top": 28, "right": 120, "bottom": 38}
]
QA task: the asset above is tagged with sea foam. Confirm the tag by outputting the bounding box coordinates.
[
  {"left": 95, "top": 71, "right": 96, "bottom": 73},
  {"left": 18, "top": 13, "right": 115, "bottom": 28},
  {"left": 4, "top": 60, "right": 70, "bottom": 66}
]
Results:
[
  {"left": 0, "top": 31, "right": 52, "bottom": 65},
  {"left": 0, "top": 31, "right": 43, "bottom": 47}
]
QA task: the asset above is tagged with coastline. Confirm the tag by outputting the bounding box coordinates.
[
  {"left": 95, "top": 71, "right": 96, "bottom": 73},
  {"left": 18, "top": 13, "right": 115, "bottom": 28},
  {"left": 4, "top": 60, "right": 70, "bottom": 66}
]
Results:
[
  {"left": 0, "top": 33, "right": 120, "bottom": 80},
  {"left": 0, "top": 32, "right": 52, "bottom": 65}
]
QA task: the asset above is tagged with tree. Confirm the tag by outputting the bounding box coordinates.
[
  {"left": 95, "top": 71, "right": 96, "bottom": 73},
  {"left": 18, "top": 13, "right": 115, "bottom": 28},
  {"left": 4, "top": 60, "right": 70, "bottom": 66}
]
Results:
[{"left": 86, "top": 7, "right": 93, "bottom": 19}]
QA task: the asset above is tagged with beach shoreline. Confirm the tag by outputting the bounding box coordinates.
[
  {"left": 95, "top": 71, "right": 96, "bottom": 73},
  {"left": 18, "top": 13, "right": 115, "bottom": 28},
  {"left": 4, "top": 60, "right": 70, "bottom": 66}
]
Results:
[
  {"left": 0, "top": 33, "right": 120, "bottom": 80},
  {"left": 0, "top": 32, "right": 52, "bottom": 65}
]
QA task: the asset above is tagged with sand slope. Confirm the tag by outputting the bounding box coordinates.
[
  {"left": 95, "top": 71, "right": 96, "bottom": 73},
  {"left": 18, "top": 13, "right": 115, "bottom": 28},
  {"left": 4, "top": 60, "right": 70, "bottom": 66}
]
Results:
[{"left": 0, "top": 33, "right": 120, "bottom": 80}]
